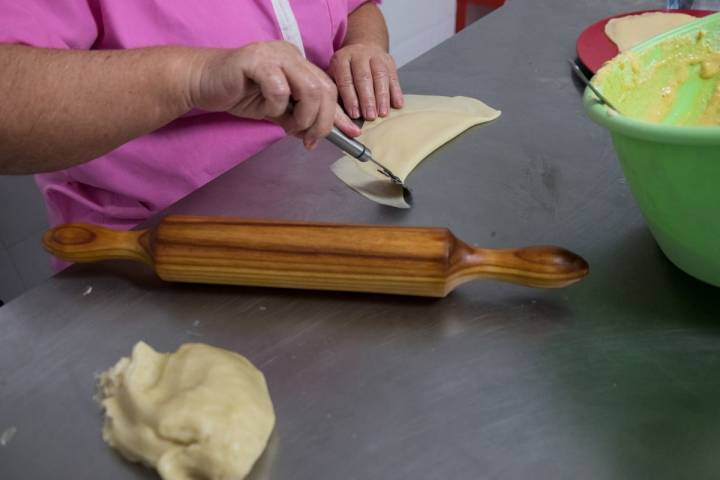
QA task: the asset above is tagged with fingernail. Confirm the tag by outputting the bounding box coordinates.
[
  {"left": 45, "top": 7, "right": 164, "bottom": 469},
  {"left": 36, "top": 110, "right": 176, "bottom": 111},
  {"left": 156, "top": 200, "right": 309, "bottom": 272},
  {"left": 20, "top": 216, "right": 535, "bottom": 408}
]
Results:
[
  {"left": 366, "top": 106, "right": 377, "bottom": 119},
  {"left": 351, "top": 107, "right": 360, "bottom": 118},
  {"left": 379, "top": 104, "right": 388, "bottom": 116}
]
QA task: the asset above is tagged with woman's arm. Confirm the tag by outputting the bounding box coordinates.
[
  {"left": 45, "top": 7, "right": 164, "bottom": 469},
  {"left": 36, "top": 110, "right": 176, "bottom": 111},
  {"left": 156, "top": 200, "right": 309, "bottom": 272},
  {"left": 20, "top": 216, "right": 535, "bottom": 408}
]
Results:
[
  {"left": 344, "top": 1, "right": 390, "bottom": 51},
  {"left": 0, "top": 45, "right": 191, "bottom": 174},
  {"left": 0, "top": 42, "right": 359, "bottom": 175},
  {"left": 329, "top": 2, "right": 404, "bottom": 121}
]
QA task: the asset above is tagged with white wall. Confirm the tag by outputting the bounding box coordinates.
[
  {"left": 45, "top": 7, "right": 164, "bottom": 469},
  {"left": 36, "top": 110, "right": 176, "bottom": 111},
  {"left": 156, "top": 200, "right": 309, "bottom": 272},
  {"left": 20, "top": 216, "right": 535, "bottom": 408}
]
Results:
[{"left": 380, "top": 0, "right": 456, "bottom": 66}]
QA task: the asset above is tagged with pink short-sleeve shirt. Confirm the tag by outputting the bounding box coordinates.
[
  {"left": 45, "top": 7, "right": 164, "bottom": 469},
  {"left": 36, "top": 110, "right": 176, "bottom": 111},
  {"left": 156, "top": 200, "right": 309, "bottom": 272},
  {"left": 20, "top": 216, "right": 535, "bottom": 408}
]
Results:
[{"left": 0, "top": 0, "right": 375, "bottom": 230}]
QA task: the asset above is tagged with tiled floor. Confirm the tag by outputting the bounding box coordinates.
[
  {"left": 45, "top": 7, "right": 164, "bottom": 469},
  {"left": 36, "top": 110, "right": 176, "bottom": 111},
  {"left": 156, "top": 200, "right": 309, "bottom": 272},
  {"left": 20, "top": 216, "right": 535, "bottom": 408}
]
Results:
[{"left": 0, "top": 175, "right": 52, "bottom": 304}]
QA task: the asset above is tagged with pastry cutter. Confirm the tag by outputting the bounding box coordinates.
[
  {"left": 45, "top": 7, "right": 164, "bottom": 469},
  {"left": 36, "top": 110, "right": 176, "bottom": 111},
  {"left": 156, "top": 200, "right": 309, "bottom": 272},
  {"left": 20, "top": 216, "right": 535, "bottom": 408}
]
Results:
[
  {"left": 325, "top": 126, "right": 413, "bottom": 204},
  {"left": 287, "top": 100, "right": 412, "bottom": 203}
]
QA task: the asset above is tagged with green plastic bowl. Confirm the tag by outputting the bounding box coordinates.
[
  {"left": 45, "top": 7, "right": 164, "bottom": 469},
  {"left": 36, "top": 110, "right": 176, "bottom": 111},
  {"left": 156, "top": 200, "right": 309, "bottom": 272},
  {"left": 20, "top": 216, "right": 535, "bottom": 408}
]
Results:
[{"left": 584, "top": 13, "right": 720, "bottom": 286}]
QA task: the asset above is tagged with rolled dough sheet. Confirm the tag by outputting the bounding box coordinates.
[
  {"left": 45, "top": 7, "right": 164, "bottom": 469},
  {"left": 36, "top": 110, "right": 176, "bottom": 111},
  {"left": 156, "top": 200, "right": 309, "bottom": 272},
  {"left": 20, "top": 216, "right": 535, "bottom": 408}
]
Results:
[
  {"left": 331, "top": 95, "right": 501, "bottom": 208},
  {"left": 97, "top": 341, "right": 275, "bottom": 480},
  {"left": 605, "top": 12, "right": 696, "bottom": 52}
]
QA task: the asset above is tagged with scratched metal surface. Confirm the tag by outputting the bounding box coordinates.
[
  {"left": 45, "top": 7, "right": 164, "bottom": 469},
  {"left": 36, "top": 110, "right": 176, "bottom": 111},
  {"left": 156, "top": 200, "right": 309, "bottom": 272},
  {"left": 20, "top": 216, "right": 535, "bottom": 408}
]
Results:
[{"left": 3, "top": 0, "right": 720, "bottom": 479}]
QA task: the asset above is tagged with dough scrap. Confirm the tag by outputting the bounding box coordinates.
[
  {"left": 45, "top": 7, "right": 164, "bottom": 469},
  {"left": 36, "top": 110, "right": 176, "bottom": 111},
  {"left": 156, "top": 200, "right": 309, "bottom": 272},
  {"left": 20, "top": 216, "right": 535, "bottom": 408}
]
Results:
[
  {"left": 331, "top": 95, "right": 501, "bottom": 208},
  {"left": 97, "top": 342, "right": 275, "bottom": 480},
  {"left": 605, "top": 12, "right": 697, "bottom": 52}
]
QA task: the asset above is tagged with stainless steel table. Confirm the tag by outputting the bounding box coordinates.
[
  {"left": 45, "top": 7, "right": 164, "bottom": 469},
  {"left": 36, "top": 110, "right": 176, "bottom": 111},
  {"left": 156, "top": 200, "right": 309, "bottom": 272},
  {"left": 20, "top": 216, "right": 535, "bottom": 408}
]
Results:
[{"left": 3, "top": 1, "right": 720, "bottom": 478}]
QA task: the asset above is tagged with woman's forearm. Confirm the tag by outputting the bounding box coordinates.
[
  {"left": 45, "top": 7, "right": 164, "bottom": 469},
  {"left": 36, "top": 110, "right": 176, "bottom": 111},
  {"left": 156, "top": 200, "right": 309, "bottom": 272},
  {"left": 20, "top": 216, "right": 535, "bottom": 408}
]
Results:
[
  {"left": 344, "top": 2, "right": 390, "bottom": 51},
  {"left": 0, "top": 45, "right": 195, "bottom": 174},
  {"left": 0, "top": 41, "right": 360, "bottom": 175}
]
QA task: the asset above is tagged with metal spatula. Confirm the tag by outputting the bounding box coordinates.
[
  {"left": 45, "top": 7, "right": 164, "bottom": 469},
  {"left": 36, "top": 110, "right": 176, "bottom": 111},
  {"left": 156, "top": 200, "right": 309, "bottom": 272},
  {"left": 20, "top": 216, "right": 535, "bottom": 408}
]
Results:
[{"left": 569, "top": 60, "right": 622, "bottom": 113}]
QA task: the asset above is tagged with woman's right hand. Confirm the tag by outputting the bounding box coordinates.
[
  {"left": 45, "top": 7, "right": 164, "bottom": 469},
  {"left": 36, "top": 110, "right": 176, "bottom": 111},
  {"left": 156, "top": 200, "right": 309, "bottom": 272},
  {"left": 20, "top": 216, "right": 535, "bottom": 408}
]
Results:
[{"left": 188, "top": 41, "right": 360, "bottom": 150}]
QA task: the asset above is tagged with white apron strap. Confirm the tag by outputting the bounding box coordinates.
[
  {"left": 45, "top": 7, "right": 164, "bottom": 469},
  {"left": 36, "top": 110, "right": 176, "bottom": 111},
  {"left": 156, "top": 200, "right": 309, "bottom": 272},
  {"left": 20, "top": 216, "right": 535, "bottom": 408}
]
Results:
[{"left": 270, "top": 0, "right": 306, "bottom": 57}]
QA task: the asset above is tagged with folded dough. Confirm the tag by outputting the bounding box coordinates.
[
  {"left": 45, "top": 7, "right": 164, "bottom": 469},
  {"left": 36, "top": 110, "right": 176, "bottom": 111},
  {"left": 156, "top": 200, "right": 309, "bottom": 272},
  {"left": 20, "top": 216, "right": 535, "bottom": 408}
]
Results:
[
  {"left": 97, "top": 342, "right": 275, "bottom": 480},
  {"left": 605, "top": 12, "right": 696, "bottom": 52},
  {"left": 331, "top": 95, "right": 501, "bottom": 208}
]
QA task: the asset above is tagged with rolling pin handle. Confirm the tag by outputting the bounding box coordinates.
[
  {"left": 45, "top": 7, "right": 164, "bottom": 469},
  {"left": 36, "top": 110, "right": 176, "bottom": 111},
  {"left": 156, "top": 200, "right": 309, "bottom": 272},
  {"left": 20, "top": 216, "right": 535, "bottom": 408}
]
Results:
[
  {"left": 42, "top": 224, "right": 152, "bottom": 265},
  {"left": 449, "top": 243, "right": 589, "bottom": 291}
]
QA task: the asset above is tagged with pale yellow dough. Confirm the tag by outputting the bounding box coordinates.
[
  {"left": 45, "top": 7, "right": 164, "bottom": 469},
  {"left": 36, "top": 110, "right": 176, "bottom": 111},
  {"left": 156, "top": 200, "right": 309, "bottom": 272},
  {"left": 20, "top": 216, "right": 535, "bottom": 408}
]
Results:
[
  {"left": 605, "top": 12, "right": 696, "bottom": 52},
  {"left": 331, "top": 95, "right": 500, "bottom": 208},
  {"left": 97, "top": 342, "right": 275, "bottom": 480}
]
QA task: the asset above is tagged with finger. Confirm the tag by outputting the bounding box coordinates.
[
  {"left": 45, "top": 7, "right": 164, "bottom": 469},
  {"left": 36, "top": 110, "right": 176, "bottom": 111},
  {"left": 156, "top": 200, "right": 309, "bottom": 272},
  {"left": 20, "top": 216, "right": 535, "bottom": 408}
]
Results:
[
  {"left": 272, "top": 114, "right": 296, "bottom": 136},
  {"left": 369, "top": 57, "right": 391, "bottom": 117},
  {"left": 333, "top": 105, "right": 361, "bottom": 137},
  {"left": 303, "top": 102, "right": 337, "bottom": 149},
  {"left": 350, "top": 56, "right": 377, "bottom": 120},
  {"left": 291, "top": 97, "right": 320, "bottom": 136},
  {"left": 331, "top": 57, "right": 360, "bottom": 119},
  {"left": 275, "top": 118, "right": 321, "bottom": 152},
  {"left": 295, "top": 131, "right": 320, "bottom": 150},
  {"left": 282, "top": 65, "right": 323, "bottom": 134},
  {"left": 255, "top": 66, "right": 292, "bottom": 118},
  {"left": 304, "top": 82, "right": 336, "bottom": 148},
  {"left": 387, "top": 59, "right": 404, "bottom": 109}
]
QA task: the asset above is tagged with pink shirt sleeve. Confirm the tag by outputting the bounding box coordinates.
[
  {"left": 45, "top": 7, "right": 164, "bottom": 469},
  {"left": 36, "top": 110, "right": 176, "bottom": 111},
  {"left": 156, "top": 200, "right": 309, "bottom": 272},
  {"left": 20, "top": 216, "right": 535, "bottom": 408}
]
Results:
[
  {"left": 0, "top": 0, "right": 99, "bottom": 49},
  {"left": 348, "top": 0, "right": 382, "bottom": 13}
]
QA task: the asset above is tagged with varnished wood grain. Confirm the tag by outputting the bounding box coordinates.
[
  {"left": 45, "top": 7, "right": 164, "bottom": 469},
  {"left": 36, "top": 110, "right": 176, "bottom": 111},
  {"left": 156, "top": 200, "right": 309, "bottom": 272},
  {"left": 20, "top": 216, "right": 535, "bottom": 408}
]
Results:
[
  {"left": 43, "top": 215, "right": 589, "bottom": 296},
  {"left": 42, "top": 224, "right": 152, "bottom": 265}
]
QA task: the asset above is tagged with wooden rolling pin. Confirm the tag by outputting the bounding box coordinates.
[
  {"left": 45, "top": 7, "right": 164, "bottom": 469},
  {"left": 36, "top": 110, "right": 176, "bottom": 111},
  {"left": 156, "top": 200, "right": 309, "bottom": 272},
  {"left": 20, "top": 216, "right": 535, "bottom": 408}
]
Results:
[{"left": 43, "top": 215, "right": 589, "bottom": 297}]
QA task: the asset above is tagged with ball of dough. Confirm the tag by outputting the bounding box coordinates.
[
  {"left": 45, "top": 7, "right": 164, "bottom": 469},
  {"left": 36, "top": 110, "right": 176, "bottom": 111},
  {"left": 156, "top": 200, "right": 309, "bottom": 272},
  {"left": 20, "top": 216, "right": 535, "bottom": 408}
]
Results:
[{"left": 97, "top": 341, "right": 275, "bottom": 480}]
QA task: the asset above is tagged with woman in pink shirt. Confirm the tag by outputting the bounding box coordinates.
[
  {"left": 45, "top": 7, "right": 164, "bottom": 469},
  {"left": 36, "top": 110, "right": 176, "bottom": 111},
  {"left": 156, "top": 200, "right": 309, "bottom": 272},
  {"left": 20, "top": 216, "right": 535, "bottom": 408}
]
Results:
[{"left": 0, "top": 0, "right": 403, "bottom": 236}]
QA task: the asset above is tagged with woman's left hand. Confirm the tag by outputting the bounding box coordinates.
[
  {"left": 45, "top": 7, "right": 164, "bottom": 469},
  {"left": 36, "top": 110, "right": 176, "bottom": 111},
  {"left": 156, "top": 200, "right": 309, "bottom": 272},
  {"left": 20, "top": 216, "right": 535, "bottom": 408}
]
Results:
[{"left": 328, "top": 43, "right": 403, "bottom": 121}]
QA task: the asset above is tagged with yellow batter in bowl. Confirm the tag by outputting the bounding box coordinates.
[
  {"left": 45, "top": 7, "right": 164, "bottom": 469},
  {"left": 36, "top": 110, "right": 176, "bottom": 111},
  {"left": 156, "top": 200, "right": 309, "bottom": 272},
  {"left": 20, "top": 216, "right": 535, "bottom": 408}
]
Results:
[{"left": 595, "top": 28, "right": 720, "bottom": 126}]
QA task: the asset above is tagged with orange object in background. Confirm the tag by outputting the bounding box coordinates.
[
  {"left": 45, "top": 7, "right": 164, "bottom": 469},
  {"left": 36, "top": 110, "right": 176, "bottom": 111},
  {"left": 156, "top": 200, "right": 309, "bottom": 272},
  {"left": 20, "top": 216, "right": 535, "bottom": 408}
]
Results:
[{"left": 456, "top": 0, "right": 506, "bottom": 32}]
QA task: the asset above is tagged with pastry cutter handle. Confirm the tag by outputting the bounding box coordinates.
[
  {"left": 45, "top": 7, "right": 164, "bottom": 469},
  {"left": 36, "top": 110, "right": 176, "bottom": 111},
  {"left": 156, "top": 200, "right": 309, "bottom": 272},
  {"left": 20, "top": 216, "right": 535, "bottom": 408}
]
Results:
[{"left": 326, "top": 127, "right": 373, "bottom": 162}]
